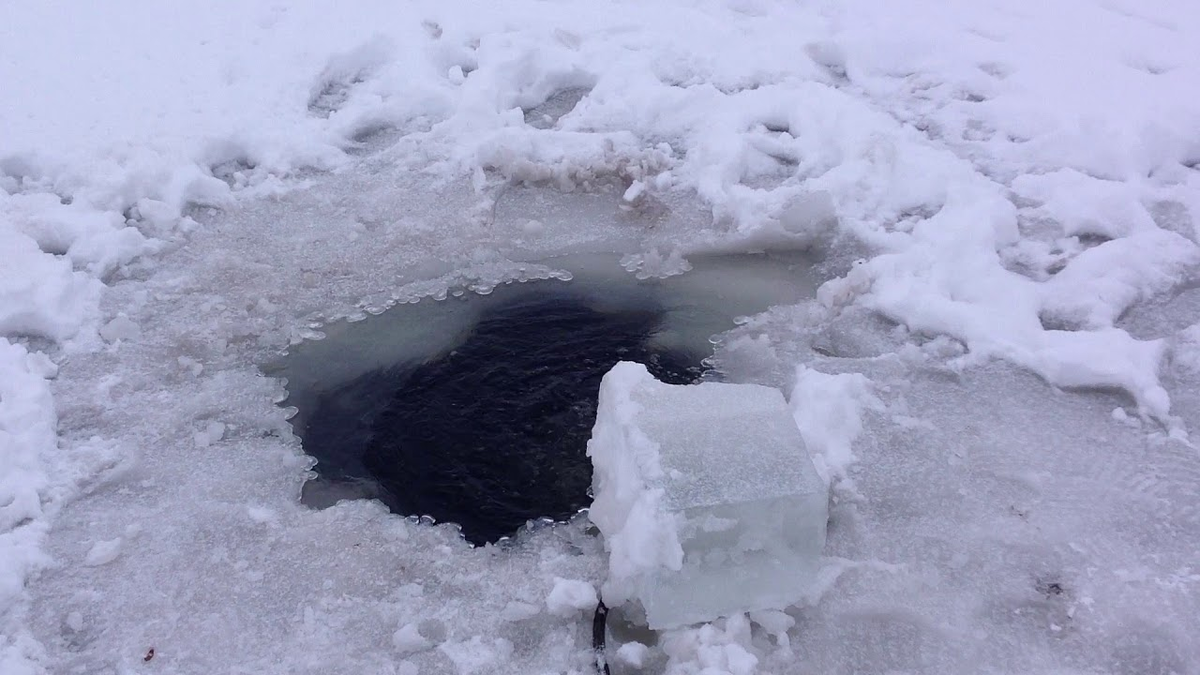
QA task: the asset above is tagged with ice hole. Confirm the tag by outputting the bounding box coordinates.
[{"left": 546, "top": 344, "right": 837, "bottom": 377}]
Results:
[{"left": 269, "top": 252, "right": 816, "bottom": 546}]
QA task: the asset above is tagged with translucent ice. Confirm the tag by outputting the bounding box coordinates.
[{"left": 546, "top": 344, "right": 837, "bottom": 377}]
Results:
[{"left": 587, "top": 362, "right": 828, "bottom": 629}]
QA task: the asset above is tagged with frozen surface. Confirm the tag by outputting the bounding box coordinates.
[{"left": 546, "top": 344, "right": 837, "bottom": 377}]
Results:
[
  {"left": 2, "top": 0, "right": 1199, "bottom": 673},
  {"left": 588, "top": 362, "right": 827, "bottom": 629}
]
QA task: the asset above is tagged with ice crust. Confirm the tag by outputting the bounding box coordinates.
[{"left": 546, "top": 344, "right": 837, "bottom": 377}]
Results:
[
  {"left": 588, "top": 362, "right": 827, "bottom": 629},
  {"left": 3, "top": 0, "right": 1200, "bottom": 673}
]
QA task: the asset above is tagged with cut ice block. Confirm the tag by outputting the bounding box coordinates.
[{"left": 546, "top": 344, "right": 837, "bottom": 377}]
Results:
[{"left": 587, "top": 362, "right": 828, "bottom": 630}]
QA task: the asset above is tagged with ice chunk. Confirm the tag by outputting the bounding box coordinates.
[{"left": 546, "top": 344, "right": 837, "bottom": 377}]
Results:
[
  {"left": 84, "top": 538, "right": 123, "bottom": 566},
  {"left": 193, "top": 421, "right": 226, "bottom": 448},
  {"left": 391, "top": 623, "right": 432, "bottom": 655},
  {"left": 615, "top": 641, "right": 649, "bottom": 668},
  {"left": 545, "top": 578, "right": 598, "bottom": 616},
  {"left": 99, "top": 315, "right": 140, "bottom": 342},
  {"left": 587, "top": 362, "right": 827, "bottom": 629}
]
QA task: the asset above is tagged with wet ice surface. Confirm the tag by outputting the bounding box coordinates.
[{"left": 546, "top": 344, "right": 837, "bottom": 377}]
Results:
[{"left": 711, "top": 304, "right": 1200, "bottom": 673}]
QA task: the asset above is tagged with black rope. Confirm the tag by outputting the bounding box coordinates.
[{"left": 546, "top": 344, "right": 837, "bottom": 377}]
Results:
[{"left": 592, "top": 600, "right": 610, "bottom": 675}]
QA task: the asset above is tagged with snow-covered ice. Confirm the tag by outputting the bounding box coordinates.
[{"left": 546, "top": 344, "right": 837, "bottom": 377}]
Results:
[
  {"left": 2, "top": 0, "right": 1200, "bottom": 673},
  {"left": 588, "top": 362, "right": 827, "bottom": 629}
]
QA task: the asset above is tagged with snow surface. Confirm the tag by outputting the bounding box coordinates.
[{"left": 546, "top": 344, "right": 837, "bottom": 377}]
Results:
[{"left": 2, "top": 0, "right": 1200, "bottom": 673}]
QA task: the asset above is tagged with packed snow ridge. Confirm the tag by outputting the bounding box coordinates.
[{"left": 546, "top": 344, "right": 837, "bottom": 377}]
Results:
[{"left": 3, "top": 1, "right": 1200, "bottom": 673}]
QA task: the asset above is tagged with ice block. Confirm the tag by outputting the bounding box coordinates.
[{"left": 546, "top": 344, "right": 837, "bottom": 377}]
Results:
[{"left": 587, "top": 362, "right": 828, "bottom": 629}]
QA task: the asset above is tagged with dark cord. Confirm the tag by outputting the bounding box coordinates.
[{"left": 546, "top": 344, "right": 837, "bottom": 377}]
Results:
[{"left": 593, "top": 600, "right": 610, "bottom": 675}]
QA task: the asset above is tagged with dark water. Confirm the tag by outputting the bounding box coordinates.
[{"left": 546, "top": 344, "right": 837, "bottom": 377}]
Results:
[
  {"left": 277, "top": 251, "right": 817, "bottom": 544},
  {"left": 298, "top": 290, "right": 701, "bottom": 545}
]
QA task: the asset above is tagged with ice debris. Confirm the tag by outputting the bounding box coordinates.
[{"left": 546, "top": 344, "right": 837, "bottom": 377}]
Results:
[{"left": 545, "top": 577, "right": 599, "bottom": 617}]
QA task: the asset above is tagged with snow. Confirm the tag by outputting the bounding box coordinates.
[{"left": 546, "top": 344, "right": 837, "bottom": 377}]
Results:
[
  {"left": 500, "top": 601, "right": 540, "bottom": 623},
  {"left": 662, "top": 614, "right": 759, "bottom": 675},
  {"left": 97, "top": 315, "right": 140, "bottom": 344},
  {"left": 0, "top": 342, "right": 58, "bottom": 675},
  {"left": 587, "top": 362, "right": 827, "bottom": 629},
  {"left": 192, "top": 421, "right": 227, "bottom": 449},
  {"left": 614, "top": 641, "right": 649, "bottom": 668},
  {"left": 391, "top": 622, "right": 432, "bottom": 655},
  {"left": 1, "top": 0, "right": 1199, "bottom": 673},
  {"left": 584, "top": 365, "right": 684, "bottom": 603},
  {"left": 789, "top": 366, "right": 885, "bottom": 494},
  {"left": 82, "top": 539, "right": 123, "bottom": 567},
  {"left": 545, "top": 578, "right": 598, "bottom": 617},
  {"left": 439, "top": 635, "right": 514, "bottom": 675}
]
